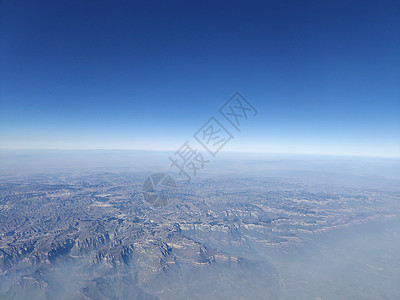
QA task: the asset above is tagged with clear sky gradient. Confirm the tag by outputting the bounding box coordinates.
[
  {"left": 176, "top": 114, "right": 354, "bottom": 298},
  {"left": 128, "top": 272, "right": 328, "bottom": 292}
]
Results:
[{"left": 1, "top": 0, "right": 399, "bottom": 157}]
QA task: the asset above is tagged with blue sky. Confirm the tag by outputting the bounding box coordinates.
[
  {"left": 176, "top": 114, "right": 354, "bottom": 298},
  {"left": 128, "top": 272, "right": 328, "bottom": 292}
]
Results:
[{"left": 0, "top": 0, "right": 399, "bottom": 157}]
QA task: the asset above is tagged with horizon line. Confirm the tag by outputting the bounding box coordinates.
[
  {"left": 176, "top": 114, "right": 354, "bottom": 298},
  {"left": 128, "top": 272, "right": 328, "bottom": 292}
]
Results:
[{"left": 0, "top": 148, "right": 399, "bottom": 159}]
